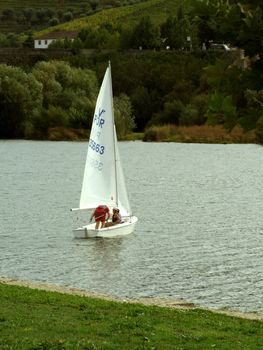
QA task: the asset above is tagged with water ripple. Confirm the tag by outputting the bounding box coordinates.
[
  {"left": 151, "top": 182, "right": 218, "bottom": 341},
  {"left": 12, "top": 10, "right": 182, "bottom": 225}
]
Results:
[{"left": 0, "top": 141, "right": 263, "bottom": 315}]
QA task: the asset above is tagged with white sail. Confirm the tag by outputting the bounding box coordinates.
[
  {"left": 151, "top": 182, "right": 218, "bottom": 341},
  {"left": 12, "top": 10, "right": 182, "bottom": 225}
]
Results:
[
  {"left": 79, "top": 65, "right": 117, "bottom": 209},
  {"left": 114, "top": 127, "right": 132, "bottom": 217},
  {"left": 73, "top": 63, "right": 138, "bottom": 238}
]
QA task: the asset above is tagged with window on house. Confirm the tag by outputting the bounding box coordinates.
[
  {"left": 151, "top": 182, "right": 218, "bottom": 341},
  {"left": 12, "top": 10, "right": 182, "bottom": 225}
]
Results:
[
  {"left": 38, "top": 40, "right": 41, "bottom": 45},
  {"left": 45, "top": 40, "right": 48, "bottom": 45}
]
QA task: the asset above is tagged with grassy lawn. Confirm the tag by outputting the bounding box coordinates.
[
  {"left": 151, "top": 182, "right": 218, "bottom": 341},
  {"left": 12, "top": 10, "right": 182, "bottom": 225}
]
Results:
[{"left": 0, "top": 283, "right": 262, "bottom": 349}]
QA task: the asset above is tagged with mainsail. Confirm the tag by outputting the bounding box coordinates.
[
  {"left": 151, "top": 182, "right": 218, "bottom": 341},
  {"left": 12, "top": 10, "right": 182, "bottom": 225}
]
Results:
[{"left": 79, "top": 64, "right": 131, "bottom": 217}]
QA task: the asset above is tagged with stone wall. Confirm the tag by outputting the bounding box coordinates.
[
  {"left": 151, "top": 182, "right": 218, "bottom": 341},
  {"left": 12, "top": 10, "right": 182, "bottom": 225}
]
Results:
[{"left": 0, "top": 48, "right": 74, "bottom": 66}]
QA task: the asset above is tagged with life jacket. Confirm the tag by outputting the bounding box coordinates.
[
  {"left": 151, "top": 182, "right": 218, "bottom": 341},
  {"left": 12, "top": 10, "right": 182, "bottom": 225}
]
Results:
[{"left": 94, "top": 205, "right": 109, "bottom": 219}]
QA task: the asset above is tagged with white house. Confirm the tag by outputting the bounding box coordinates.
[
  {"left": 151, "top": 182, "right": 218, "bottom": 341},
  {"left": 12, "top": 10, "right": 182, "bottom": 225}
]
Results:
[
  {"left": 34, "top": 31, "right": 77, "bottom": 49},
  {"left": 34, "top": 38, "right": 53, "bottom": 49}
]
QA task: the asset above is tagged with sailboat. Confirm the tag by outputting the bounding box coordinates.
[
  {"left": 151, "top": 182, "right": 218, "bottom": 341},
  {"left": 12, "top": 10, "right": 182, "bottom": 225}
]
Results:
[{"left": 72, "top": 62, "right": 138, "bottom": 238}]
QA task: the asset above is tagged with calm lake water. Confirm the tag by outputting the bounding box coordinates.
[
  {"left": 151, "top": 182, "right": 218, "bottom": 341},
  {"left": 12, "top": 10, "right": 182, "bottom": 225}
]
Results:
[{"left": 0, "top": 140, "right": 263, "bottom": 314}]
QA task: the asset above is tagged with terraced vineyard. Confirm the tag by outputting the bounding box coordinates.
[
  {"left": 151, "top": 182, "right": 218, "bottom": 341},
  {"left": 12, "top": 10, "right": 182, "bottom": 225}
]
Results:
[
  {"left": 0, "top": 0, "right": 106, "bottom": 12},
  {"left": 37, "top": 0, "right": 186, "bottom": 36},
  {"left": 0, "top": 0, "right": 148, "bottom": 34},
  {"left": 0, "top": 0, "right": 192, "bottom": 35}
]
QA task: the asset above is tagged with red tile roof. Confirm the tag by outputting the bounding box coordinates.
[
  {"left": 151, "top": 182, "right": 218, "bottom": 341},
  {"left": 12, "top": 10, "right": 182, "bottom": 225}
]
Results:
[{"left": 36, "top": 31, "right": 78, "bottom": 40}]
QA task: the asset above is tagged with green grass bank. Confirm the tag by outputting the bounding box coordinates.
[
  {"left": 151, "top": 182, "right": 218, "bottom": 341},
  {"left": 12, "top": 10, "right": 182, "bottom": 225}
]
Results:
[{"left": 0, "top": 281, "right": 262, "bottom": 349}]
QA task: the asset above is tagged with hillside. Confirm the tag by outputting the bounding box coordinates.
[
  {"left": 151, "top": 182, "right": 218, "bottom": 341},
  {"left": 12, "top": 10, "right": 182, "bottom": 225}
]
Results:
[
  {"left": 1, "top": 0, "right": 263, "bottom": 143},
  {"left": 36, "top": 0, "right": 186, "bottom": 36},
  {"left": 0, "top": 0, "right": 149, "bottom": 34},
  {"left": 0, "top": 0, "right": 80, "bottom": 33},
  {"left": 0, "top": 0, "right": 82, "bottom": 12},
  {"left": 0, "top": 0, "right": 191, "bottom": 36}
]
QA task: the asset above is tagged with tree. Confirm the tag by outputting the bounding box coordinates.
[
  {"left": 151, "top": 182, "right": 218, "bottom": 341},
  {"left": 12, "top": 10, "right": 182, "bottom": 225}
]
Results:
[
  {"left": 180, "top": 94, "right": 209, "bottom": 126},
  {"left": 49, "top": 18, "right": 60, "bottom": 26},
  {"left": 0, "top": 64, "right": 42, "bottom": 138},
  {"left": 56, "top": 9, "right": 63, "bottom": 21},
  {"left": 32, "top": 61, "right": 98, "bottom": 132},
  {"left": 219, "top": 4, "right": 244, "bottom": 44},
  {"left": 62, "top": 11, "right": 73, "bottom": 22},
  {"left": 119, "top": 26, "right": 133, "bottom": 49},
  {"left": 160, "top": 16, "right": 178, "bottom": 49},
  {"left": 205, "top": 91, "right": 238, "bottom": 129},
  {"left": 130, "top": 86, "right": 160, "bottom": 131},
  {"left": 45, "top": 8, "right": 55, "bottom": 18},
  {"left": 89, "top": 0, "right": 100, "bottom": 11},
  {"left": 256, "top": 115, "right": 263, "bottom": 143},
  {"left": 237, "top": 6, "right": 263, "bottom": 58},
  {"left": 114, "top": 94, "right": 136, "bottom": 138},
  {"left": 150, "top": 100, "right": 184, "bottom": 126},
  {"left": 190, "top": 0, "right": 232, "bottom": 45},
  {"left": 32, "top": 61, "right": 63, "bottom": 108},
  {"left": 130, "top": 16, "right": 160, "bottom": 49},
  {"left": 78, "top": 27, "right": 112, "bottom": 49},
  {"left": 2, "top": 9, "right": 14, "bottom": 20},
  {"left": 22, "top": 8, "right": 33, "bottom": 23},
  {"left": 0, "top": 33, "right": 22, "bottom": 48},
  {"left": 23, "top": 32, "right": 34, "bottom": 48},
  {"left": 35, "top": 8, "right": 46, "bottom": 23}
]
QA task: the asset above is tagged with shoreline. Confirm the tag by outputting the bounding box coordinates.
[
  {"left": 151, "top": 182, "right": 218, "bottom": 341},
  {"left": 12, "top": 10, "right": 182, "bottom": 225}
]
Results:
[
  {"left": 1, "top": 276, "right": 262, "bottom": 321},
  {"left": 2, "top": 124, "right": 259, "bottom": 144}
]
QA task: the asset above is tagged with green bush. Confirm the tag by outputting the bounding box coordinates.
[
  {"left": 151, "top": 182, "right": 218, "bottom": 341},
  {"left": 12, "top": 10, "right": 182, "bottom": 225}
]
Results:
[
  {"left": 256, "top": 115, "right": 263, "bottom": 143},
  {"left": 180, "top": 94, "right": 209, "bottom": 126},
  {"left": 49, "top": 17, "right": 59, "bottom": 26},
  {"left": 46, "top": 106, "right": 69, "bottom": 127},
  {"left": 150, "top": 100, "right": 184, "bottom": 125},
  {"left": 143, "top": 127, "right": 158, "bottom": 141},
  {"left": 0, "top": 64, "right": 42, "bottom": 138},
  {"left": 206, "top": 91, "right": 238, "bottom": 129},
  {"left": 62, "top": 11, "right": 73, "bottom": 22},
  {"left": 2, "top": 9, "right": 14, "bottom": 20},
  {"left": 114, "top": 93, "right": 136, "bottom": 138}
]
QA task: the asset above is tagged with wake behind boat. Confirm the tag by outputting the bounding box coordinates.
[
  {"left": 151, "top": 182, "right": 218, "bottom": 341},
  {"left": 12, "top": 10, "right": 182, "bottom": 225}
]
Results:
[{"left": 71, "top": 62, "right": 138, "bottom": 238}]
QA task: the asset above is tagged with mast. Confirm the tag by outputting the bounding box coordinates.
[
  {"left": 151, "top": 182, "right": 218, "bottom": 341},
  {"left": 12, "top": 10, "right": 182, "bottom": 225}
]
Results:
[{"left": 108, "top": 61, "right": 118, "bottom": 207}]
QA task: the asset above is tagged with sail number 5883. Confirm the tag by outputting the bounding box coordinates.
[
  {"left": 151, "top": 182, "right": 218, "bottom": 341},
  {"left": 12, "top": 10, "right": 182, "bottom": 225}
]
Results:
[{"left": 89, "top": 139, "right": 105, "bottom": 154}]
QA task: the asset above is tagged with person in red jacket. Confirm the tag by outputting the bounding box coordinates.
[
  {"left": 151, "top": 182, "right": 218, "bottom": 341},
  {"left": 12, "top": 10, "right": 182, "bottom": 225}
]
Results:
[{"left": 90, "top": 205, "right": 110, "bottom": 229}]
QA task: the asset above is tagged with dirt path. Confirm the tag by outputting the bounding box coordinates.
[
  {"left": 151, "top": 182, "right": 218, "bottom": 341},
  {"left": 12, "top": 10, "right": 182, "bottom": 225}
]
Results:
[{"left": 1, "top": 277, "right": 262, "bottom": 321}]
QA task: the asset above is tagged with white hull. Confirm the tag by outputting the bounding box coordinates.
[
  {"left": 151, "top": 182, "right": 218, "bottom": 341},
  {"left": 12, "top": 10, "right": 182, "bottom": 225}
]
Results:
[{"left": 73, "top": 216, "right": 138, "bottom": 238}]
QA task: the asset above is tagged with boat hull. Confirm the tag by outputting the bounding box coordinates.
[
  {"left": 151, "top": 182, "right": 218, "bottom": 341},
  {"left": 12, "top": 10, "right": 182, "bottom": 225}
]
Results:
[{"left": 73, "top": 216, "right": 138, "bottom": 238}]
